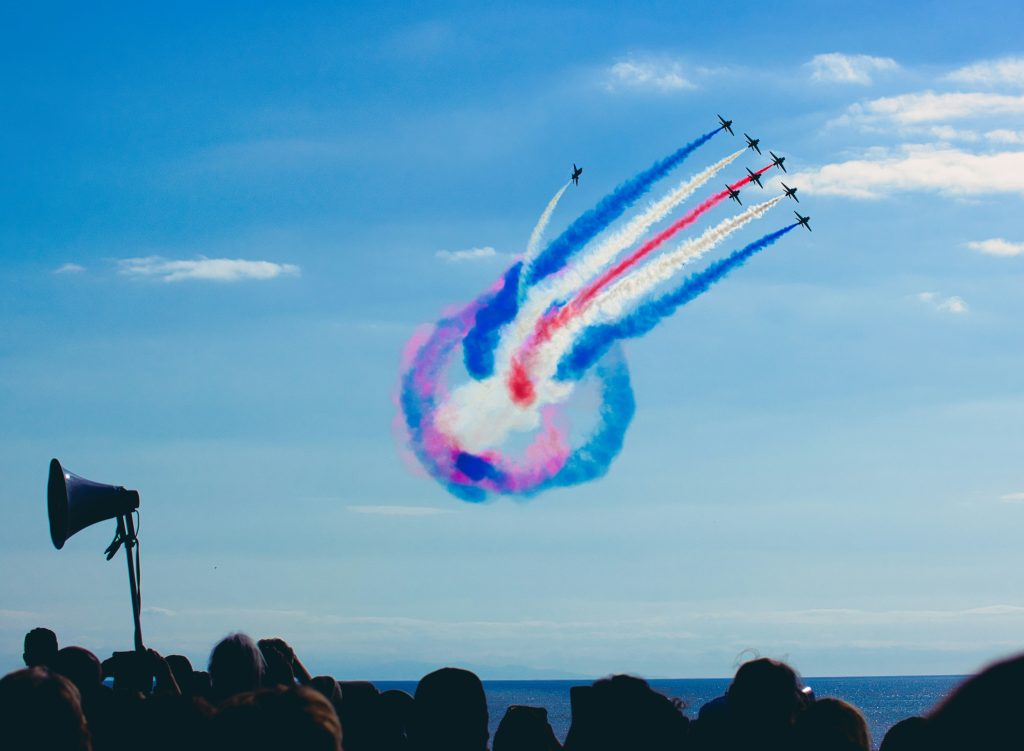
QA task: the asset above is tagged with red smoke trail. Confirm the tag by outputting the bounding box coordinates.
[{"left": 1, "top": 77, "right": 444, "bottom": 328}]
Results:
[
  {"left": 507, "top": 163, "right": 775, "bottom": 406},
  {"left": 568, "top": 163, "right": 775, "bottom": 317}
]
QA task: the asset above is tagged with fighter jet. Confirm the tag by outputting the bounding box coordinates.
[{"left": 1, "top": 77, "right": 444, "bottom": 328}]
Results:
[
  {"left": 726, "top": 185, "right": 742, "bottom": 205},
  {"left": 744, "top": 133, "right": 761, "bottom": 155},
  {"left": 717, "top": 114, "right": 735, "bottom": 135},
  {"left": 769, "top": 151, "right": 787, "bottom": 173},
  {"left": 794, "top": 211, "right": 812, "bottom": 231},
  {"left": 781, "top": 182, "right": 799, "bottom": 202},
  {"left": 746, "top": 167, "right": 764, "bottom": 188},
  {"left": 571, "top": 164, "right": 583, "bottom": 185}
]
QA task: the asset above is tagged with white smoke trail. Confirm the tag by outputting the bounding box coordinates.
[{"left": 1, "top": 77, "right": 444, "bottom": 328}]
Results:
[
  {"left": 527, "top": 195, "right": 784, "bottom": 391},
  {"left": 495, "top": 149, "right": 746, "bottom": 376},
  {"left": 519, "top": 182, "right": 571, "bottom": 300},
  {"left": 543, "top": 148, "right": 746, "bottom": 300}
]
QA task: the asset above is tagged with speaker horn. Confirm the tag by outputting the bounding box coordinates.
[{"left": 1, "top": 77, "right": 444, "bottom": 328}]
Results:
[{"left": 48, "top": 458, "right": 140, "bottom": 549}]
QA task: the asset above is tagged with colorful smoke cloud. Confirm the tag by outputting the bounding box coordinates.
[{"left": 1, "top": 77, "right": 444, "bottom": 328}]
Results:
[{"left": 398, "top": 128, "right": 800, "bottom": 500}]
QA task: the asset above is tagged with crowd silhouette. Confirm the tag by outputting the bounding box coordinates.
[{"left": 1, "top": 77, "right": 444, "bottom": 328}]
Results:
[{"left": 3, "top": 626, "right": 1023, "bottom": 750}]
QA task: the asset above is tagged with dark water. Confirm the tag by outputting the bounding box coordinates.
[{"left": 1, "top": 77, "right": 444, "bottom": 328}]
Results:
[{"left": 374, "top": 675, "right": 964, "bottom": 750}]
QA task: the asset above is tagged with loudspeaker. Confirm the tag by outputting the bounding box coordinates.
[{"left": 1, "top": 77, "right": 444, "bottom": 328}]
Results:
[{"left": 48, "top": 458, "right": 140, "bottom": 549}]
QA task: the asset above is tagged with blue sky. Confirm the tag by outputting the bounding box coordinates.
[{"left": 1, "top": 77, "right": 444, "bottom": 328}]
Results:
[{"left": 2, "top": 0, "right": 1024, "bottom": 679}]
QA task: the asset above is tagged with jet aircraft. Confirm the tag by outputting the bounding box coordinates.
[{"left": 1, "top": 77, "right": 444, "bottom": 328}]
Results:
[
  {"left": 794, "top": 211, "right": 812, "bottom": 231},
  {"left": 571, "top": 164, "right": 583, "bottom": 185},
  {"left": 746, "top": 168, "right": 764, "bottom": 188},
  {"left": 726, "top": 185, "right": 742, "bottom": 205},
  {"left": 781, "top": 182, "right": 799, "bottom": 202},
  {"left": 769, "top": 151, "right": 787, "bottom": 173},
  {"left": 744, "top": 133, "right": 761, "bottom": 155},
  {"left": 717, "top": 114, "right": 734, "bottom": 135}
]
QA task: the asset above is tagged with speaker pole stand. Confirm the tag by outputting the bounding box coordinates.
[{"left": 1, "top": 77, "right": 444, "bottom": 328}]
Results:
[{"left": 116, "top": 514, "right": 144, "bottom": 652}]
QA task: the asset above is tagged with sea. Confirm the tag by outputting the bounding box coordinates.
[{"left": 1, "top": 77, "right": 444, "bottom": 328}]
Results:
[{"left": 374, "top": 675, "right": 965, "bottom": 751}]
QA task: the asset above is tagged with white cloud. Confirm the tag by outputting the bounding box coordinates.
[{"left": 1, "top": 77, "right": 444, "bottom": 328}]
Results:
[
  {"left": 435, "top": 246, "right": 502, "bottom": 262},
  {"left": 917, "top": 291, "right": 968, "bottom": 314},
  {"left": 791, "top": 145, "right": 1024, "bottom": 199},
  {"left": 985, "top": 129, "right": 1024, "bottom": 144},
  {"left": 118, "top": 256, "right": 300, "bottom": 282},
  {"left": 947, "top": 57, "right": 1024, "bottom": 89},
  {"left": 807, "top": 53, "right": 899, "bottom": 85},
  {"left": 1000, "top": 492, "right": 1024, "bottom": 503},
  {"left": 965, "top": 239, "right": 1024, "bottom": 257},
  {"left": 604, "top": 58, "right": 695, "bottom": 92},
  {"left": 346, "top": 505, "right": 452, "bottom": 516},
  {"left": 54, "top": 263, "right": 86, "bottom": 274},
  {"left": 840, "top": 91, "right": 1024, "bottom": 127}
]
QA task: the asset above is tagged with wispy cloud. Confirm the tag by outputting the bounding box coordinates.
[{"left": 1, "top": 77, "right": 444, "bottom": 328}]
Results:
[
  {"left": 54, "top": 263, "right": 86, "bottom": 274},
  {"left": 947, "top": 57, "right": 1024, "bottom": 89},
  {"left": 603, "top": 58, "right": 696, "bottom": 93},
  {"left": 791, "top": 145, "right": 1024, "bottom": 199},
  {"left": 966, "top": 238, "right": 1024, "bottom": 257},
  {"left": 1000, "top": 492, "right": 1024, "bottom": 504},
  {"left": 807, "top": 53, "right": 899, "bottom": 85},
  {"left": 435, "top": 246, "right": 504, "bottom": 263},
  {"left": 918, "top": 291, "right": 968, "bottom": 314},
  {"left": 839, "top": 91, "right": 1024, "bottom": 127},
  {"left": 143, "top": 606, "right": 177, "bottom": 617},
  {"left": 346, "top": 505, "right": 452, "bottom": 516},
  {"left": 118, "top": 256, "right": 300, "bottom": 283}
]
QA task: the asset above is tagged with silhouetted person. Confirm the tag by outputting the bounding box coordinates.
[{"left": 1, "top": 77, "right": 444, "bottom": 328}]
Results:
[
  {"left": 410, "top": 667, "right": 489, "bottom": 751},
  {"left": 211, "top": 685, "right": 342, "bottom": 751},
  {"left": 563, "top": 674, "right": 687, "bottom": 751},
  {"left": 338, "top": 680, "right": 383, "bottom": 751},
  {"left": 926, "top": 652, "right": 1024, "bottom": 750},
  {"left": 167, "top": 654, "right": 210, "bottom": 699},
  {"left": 0, "top": 667, "right": 91, "bottom": 751},
  {"left": 209, "top": 632, "right": 265, "bottom": 704},
  {"left": 379, "top": 689, "right": 414, "bottom": 751},
  {"left": 793, "top": 697, "right": 870, "bottom": 751},
  {"left": 23, "top": 627, "right": 58, "bottom": 669},
  {"left": 494, "top": 705, "right": 561, "bottom": 751},
  {"left": 53, "top": 646, "right": 104, "bottom": 696},
  {"left": 693, "top": 657, "right": 804, "bottom": 751},
  {"left": 879, "top": 716, "right": 928, "bottom": 751}
]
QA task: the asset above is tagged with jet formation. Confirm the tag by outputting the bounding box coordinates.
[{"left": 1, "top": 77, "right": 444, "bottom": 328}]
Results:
[{"left": 717, "top": 114, "right": 810, "bottom": 231}]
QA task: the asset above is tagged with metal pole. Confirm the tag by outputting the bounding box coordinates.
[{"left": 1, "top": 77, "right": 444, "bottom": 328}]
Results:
[{"left": 117, "top": 514, "right": 144, "bottom": 652}]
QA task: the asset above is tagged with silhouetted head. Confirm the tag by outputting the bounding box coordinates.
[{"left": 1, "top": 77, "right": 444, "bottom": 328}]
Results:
[
  {"left": 494, "top": 705, "right": 561, "bottom": 751},
  {"left": 411, "top": 667, "right": 489, "bottom": 751},
  {"left": 379, "top": 689, "right": 414, "bottom": 751},
  {"left": 564, "top": 674, "right": 687, "bottom": 751},
  {"left": 23, "top": 627, "right": 58, "bottom": 668},
  {"left": 0, "top": 667, "right": 91, "bottom": 751},
  {"left": 53, "top": 646, "right": 104, "bottom": 696},
  {"left": 338, "top": 680, "right": 383, "bottom": 751},
  {"left": 209, "top": 632, "right": 266, "bottom": 703},
  {"left": 793, "top": 697, "right": 870, "bottom": 751},
  {"left": 722, "top": 657, "right": 804, "bottom": 750},
  {"left": 879, "top": 716, "right": 928, "bottom": 751},
  {"left": 165, "top": 654, "right": 201, "bottom": 697},
  {"left": 211, "top": 685, "right": 341, "bottom": 751},
  {"left": 927, "top": 652, "right": 1024, "bottom": 750}
]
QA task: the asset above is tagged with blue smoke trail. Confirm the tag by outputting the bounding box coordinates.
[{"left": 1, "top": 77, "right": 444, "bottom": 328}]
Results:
[
  {"left": 556, "top": 224, "right": 797, "bottom": 381},
  {"left": 462, "top": 128, "right": 720, "bottom": 380},
  {"left": 525, "top": 128, "right": 721, "bottom": 286},
  {"left": 544, "top": 344, "right": 635, "bottom": 491}
]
